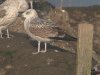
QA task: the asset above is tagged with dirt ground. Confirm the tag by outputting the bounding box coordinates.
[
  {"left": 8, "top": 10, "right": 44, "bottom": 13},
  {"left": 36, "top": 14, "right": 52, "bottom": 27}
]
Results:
[
  {"left": 0, "top": 1, "right": 99, "bottom": 74},
  {"left": 0, "top": 32, "right": 76, "bottom": 75}
]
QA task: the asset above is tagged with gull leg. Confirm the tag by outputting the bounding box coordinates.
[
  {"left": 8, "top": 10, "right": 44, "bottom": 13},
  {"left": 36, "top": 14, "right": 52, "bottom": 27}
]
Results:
[
  {"left": 30, "top": 1, "right": 33, "bottom": 9},
  {"left": 6, "top": 29, "right": 14, "bottom": 38},
  {"left": 1, "top": 34, "right": 3, "bottom": 38},
  {"left": 7, "top": 29, "right": 10, "bottom": 38},
  {"left": 0, "top": 31, "right": 3, "bottom": 38},
  {"left": 38, "top": 41, "right": 41, "bottom": 52},
  {"left": 44, "top": 42, "right": 47, "bottom": 52},
  {"left": 40, "top": 42, "right": 47, "bottom": 53},
  {"left": 32, "top": 41, "right": 41, "bottom": 54}
]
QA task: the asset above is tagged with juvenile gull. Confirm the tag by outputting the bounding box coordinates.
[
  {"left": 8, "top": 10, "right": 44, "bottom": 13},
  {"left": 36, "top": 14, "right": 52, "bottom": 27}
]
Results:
[
  {"left": 22, "top": 9, "right": 71, "bottom": 54},
  {"left": 0, "top": 0, "right": 29, "bottom": 38}
]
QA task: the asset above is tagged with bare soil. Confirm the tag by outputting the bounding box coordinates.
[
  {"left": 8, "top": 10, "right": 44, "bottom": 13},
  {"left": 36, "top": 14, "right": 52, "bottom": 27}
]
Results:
[
  {"left": 0, "top": 1, "right": 99, "bottom": 74},
  {"left": 0, "top": 32, "right": 76, "bottom": 75}
]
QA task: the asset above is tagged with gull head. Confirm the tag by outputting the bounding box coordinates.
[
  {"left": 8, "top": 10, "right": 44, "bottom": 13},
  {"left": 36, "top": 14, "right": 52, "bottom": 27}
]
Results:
[
  {"left": 22, "top": 9, "right": 38, "bottom": 19},
  {"left": 18, "top": 0, "right": 29, "bottom": 13}
]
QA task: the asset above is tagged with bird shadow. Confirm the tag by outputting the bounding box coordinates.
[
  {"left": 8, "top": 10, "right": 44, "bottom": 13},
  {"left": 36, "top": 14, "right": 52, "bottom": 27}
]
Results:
[
  {"left": 49, "top": 34, "right": 77, "bottom": 41},
  {"left": 30, "top": 37, "right": 77, "bottom": 53},
  {"left": 30, "top": 40, "right": 65, "bottom": 52}
]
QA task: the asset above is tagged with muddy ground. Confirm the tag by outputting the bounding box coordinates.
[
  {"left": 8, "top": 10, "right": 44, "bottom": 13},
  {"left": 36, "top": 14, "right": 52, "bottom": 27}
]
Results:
[
  {"left": 0, "top": 1, "right": 99, "bottom": 74},
  {"left": 0, "top": 32, "right": 76, "bottom": 75}
]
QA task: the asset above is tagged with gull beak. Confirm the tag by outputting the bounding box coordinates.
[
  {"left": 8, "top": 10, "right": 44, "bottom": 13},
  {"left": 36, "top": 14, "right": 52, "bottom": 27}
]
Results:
[
  {"left": 18, "top": 12, "right": 25, "bottom": 20},
  {"left": 18, "top": 12, "right": 23, "bottom": 17},
  {"left": 21, "top": 14, "right": 25, "bottom": 20}
]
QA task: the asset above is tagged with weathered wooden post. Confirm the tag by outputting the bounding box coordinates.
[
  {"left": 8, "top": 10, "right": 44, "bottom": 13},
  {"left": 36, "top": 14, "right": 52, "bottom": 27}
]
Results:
[{"left": 76, "top": 22, "right": 94, "bottom": 75}]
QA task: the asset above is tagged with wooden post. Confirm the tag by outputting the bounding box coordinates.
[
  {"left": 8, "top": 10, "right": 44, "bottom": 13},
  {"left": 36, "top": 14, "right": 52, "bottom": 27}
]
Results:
[{"left": 76, "top": 23, "right": 94, "bottom": 75}]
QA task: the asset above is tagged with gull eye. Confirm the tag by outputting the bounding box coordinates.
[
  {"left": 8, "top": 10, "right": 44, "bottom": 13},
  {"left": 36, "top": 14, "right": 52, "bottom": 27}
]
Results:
[{"left": 26, "top": 11, "right": 30, "bottom": 14}]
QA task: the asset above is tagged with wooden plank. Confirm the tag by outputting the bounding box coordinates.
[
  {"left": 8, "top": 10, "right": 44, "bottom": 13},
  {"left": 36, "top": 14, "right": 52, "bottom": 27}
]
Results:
[{"left": 76, "top": 23, "right": 94, "bottom": 75}]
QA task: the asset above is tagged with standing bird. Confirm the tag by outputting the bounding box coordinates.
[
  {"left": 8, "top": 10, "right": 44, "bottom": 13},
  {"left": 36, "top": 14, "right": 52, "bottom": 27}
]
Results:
[
  {"left": 0, "top": 0, "right": 29, "bottom": 38},
  {"left": 22, "top": 9, "right": 76, "bottom": 54}
]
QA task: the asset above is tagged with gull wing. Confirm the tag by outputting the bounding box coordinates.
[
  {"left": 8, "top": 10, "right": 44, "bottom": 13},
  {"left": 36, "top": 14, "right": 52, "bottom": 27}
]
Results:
[
  {"left": 30, "top": 18, "right": 57, "bottom": 27},
  {"left": 29, "top": 18, "right": 59, "bottom": 38},
  {"left": 0, "top": 9, "right": 6, "bottom": 18}
]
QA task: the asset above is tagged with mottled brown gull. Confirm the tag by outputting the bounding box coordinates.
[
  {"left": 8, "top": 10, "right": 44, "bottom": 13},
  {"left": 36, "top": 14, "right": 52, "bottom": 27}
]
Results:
[
  {"left": 22, "top": 9, "right": 74, "bottom": 54},
  {"left": 0, "top": 0, "right": 29, "bottom": 38}
]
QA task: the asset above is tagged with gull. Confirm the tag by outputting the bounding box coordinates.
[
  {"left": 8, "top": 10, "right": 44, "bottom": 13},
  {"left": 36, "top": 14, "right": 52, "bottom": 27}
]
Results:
[
  {"left": 22, "top": 9, "right": 76, "bottom": 54},
  {"left": 18, "top": 0, "right": 29, "bottom": 12},
  {"left": 0, "top": 0, "right": 29, "bottom": 38}
]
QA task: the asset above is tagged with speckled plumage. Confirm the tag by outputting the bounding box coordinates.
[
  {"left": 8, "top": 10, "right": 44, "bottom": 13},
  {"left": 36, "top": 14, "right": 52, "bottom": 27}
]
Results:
[
  {"left": 22, "top": 9, "right": 66, "bottom": 54},
  {"left": 0, "top": 0, "right": 29, "bottom": 38},
  {"left": 28, "top": 18, "right": 58, "bottom": 41}
]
